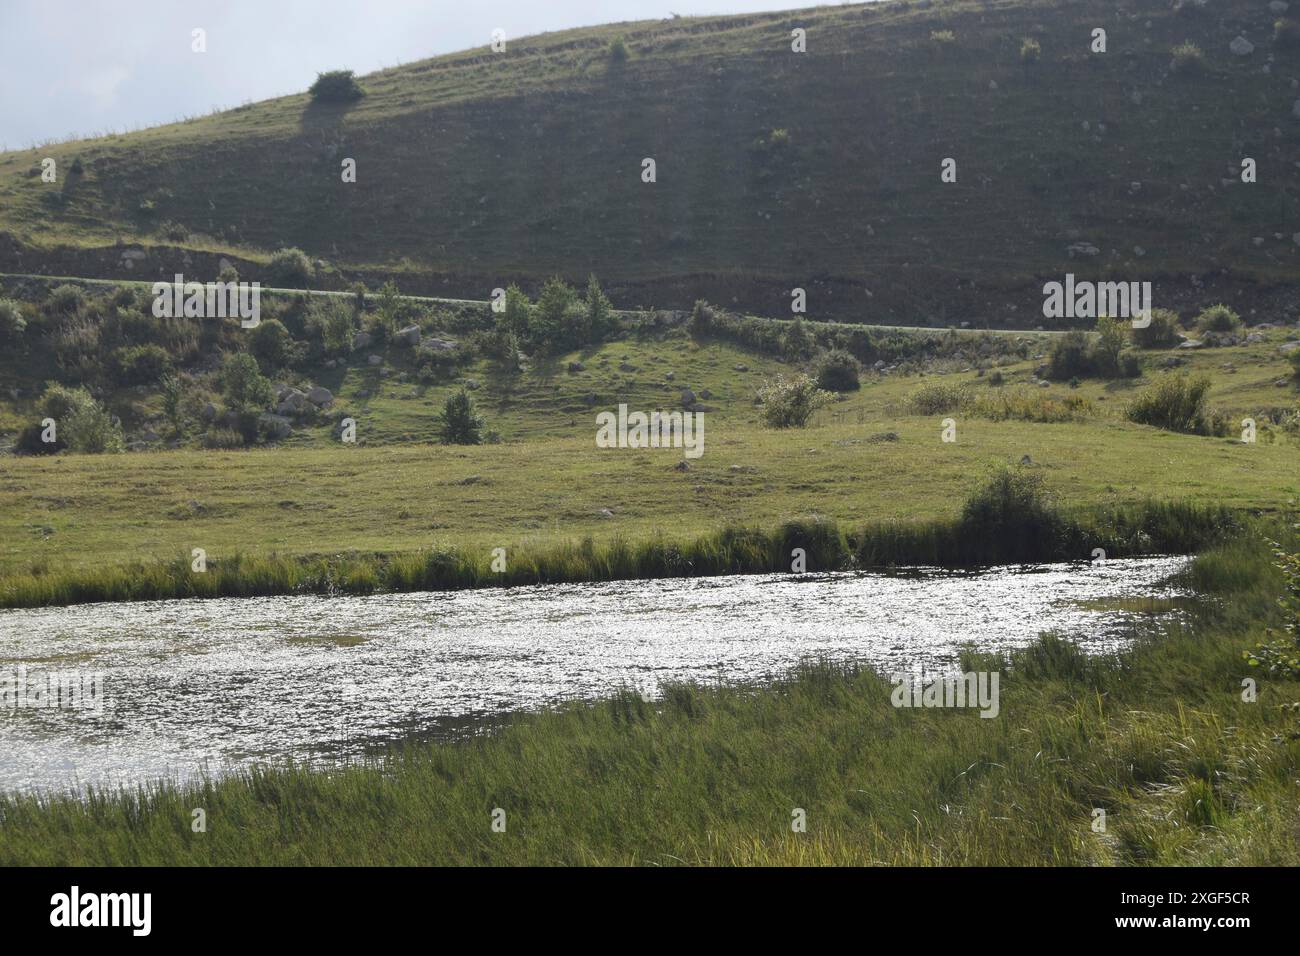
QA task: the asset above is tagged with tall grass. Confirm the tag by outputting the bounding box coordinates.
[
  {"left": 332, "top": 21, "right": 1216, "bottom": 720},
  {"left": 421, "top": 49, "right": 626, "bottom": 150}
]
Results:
[
  {"left": 1, "top": 523, "right": 1294, "bottom": 866},
  {"left": 0, "top": 488, "right": 1238, "bottom": 610}
]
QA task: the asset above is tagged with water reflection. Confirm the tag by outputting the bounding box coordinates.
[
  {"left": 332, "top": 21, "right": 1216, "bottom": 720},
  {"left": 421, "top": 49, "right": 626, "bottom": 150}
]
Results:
[{"left": 0, "top": 558, "right": 1190, "bottom": 794}]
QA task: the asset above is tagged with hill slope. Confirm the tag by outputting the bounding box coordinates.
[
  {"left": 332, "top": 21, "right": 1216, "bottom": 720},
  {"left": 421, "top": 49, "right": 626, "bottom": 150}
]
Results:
[{"left": 1, "top": 0, "right": 1299, "bottom": 323}]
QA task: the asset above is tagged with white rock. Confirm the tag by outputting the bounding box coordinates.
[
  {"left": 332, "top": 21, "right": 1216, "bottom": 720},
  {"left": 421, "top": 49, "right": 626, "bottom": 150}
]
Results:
[{"left": 1230, "top": 36, "right": 1255, "bottom": 56}]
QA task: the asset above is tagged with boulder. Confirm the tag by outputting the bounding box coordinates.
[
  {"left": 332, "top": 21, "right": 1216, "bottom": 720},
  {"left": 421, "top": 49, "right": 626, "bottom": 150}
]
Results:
[
  {"left": 1229, "top": 36, "right": 1255, "bottom": 56},
  {"left": 679, "top": 388, "right": 696, "bottom": 407},
  {"left": 367, "top": 354, "right": 383, "bottom": 366},
  {"left": 394, "top": 325, "right": 422, "bottom": 347},
  {"left": 258, "top": 414, "right": 293, "bottom": 440},
  {"left": 567, "top": 361, "right": 585, "bottom": 373},
  {"left": 419, "top": 336, "right": 458, "bottom": 351},
  {"left": 352, "top": 330, "right": 372, "bottom": 350},
  {"left": 306, "top": 386, "right": 334, "bottom": 406}
]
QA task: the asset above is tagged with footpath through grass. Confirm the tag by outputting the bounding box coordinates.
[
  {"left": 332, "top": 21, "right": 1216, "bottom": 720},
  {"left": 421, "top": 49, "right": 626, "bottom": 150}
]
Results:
[{"left": 1, "top": 522, "right": 1296, "bottom": 865}]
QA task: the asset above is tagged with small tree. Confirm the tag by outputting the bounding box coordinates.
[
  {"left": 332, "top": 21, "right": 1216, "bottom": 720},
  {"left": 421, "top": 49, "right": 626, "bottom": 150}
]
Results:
[
  {"left": 585, "top": 274, "right": 616, "bottom": 341},
  {"left": 220, "top": 352, "right": 274, "bottom": 411},
  {"left": 308, "top": 70, "right": 366, "bottom": 103},
  {"left": 1091, "top": 315, "right": 1127, "bottom": 378},
  {"left": 370, "top": 280, "right": 402, "bottom": 338},
  {"left": 436, "top": 389, "right": 485, "bottom": 445},
  {"left": 758, "top": 374, "right": 833, "bottom": 428},
  {"left": 530, "top": 277, "right": 575, "bottom": 352}
]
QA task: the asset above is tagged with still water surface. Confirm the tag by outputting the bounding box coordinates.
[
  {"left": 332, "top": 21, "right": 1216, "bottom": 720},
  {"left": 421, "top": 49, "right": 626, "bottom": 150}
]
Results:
[{"left": 0, "top": 557, "right": 1189, "bottom": 794}]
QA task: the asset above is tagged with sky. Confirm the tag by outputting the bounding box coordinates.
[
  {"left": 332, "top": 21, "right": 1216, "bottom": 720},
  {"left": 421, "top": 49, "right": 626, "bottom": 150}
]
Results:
[{"left": 0, "top": 0, "right": 834, "bottom": 150}]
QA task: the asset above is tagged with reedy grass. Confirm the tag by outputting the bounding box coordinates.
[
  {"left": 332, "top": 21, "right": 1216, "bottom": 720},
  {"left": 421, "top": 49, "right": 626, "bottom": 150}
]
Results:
[
  {"left": 0, "top": 521, "right": 1294, "bottom": 866},
  {"left": 0, "top": 499, "right": 1239, "bottom": 609}
]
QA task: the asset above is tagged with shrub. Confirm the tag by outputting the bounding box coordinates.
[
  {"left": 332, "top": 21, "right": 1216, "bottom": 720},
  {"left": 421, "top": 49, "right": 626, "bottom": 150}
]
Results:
[
  {"left": 757, "top": 374, "right": 833, "bottom": 428},
  {"left": 219, "top": 352, "right": 274, "bottom": 411},
  {"left": 1090, "top": 315, "right": 1128, "bottom": 378},
  {"left": 15, "top": 422, "right": 63, "bottom": 455},
  {"left": 814, "top": 349, "right": 861, "bottom": 392},
  {"left": 1195, "top": 303, "right": 1240, "bottom": 333},
  {"left": 267, "top": 247, "right": 314, "bottom": 287},
  {"left": 529, "top": 277, "right": 576, "bottom": 352},
  {"left": 958, "top": 469, "right": 1063, "bottom": 561},
  {"left": 201, "top": 427, "right": 247, "bottom": 450},
  {"left": 781, "top": 318, "right": 813, "bottom": 360},
  {"left": 368, "top": 280, "right": 403, "bottom": 338},
  {"left": 1131, "top": 308, "right": 1181, "bottom": 348},
  {"left": 436, "top": 389, "right": 485, "bottom": 445},
  {"left": 1274, "top": 19, "right": 1300, "bottom": 50},
  {"left": 306, "top": 298, "right": 355, "bottom": 355},
  {"left": 47, "top": 284, "right": 85, "bottom": 315},
  {"left": 0, "top": 298, "right": 26, "bottom": 339},
  {"left": 1020, "top": 37, "right": 1041, "bottom": 63},
  {"left": 64, "top": 400, "right": 125, "bottom": 453},
  {"left": 1171, "top": 40, "right": 1204, "bottom": 72},
  {"left": 1125, "top": 373, "right": 1224, "bottom": 435},
  {"left": 609, "top": 37, "right": 629, "bottom": 62},
  {"left": 109, "top": 344, "right": 171, "bottom": 386},
  {"left": 39, "top": 385, "right": 124, "bottom": 454},
  {"left": 308, "top": 70, "right": 366, "bottom": 103},
  {"left": 250, "top": 318, "right": 292, "bottom": 370},
  {"left": 907, "top": 380, "right": 968, "bottom": 414},
  {"left": 1047, "top": 331, "right": 1093, "bottom": 380}
]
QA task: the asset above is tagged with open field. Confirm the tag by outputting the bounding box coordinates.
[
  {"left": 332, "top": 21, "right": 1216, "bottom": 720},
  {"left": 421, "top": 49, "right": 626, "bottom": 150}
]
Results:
[{"left": 2, "top": 528, "right": 1295, "bottom": 866}]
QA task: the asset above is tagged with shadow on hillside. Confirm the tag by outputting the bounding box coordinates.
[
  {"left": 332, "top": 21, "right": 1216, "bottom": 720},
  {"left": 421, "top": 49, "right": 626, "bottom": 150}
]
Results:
[{"left": 298, "top": 100, "right": 361, "bottom": 137}]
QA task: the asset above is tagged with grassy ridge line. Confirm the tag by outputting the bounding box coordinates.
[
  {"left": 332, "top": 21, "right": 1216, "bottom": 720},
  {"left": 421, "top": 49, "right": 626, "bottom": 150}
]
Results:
[
  {"left": 0, "top": 497, "right": 1236, "bottom": 610},
  {"left": 0, "top": 272, "right": 1068, "bottom": 336},
  {"left": 1, "top": 527, "right": 1294, "bottom": 865}
]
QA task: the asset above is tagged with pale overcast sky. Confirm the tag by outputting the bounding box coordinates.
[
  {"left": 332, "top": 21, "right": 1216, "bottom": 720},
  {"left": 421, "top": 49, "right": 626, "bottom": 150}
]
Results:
[{"left": 0, "top": 0, "right": 836, "bottom": 150}]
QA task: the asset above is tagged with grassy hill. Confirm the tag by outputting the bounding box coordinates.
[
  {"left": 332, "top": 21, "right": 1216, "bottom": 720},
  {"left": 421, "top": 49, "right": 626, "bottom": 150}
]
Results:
[{"left": 2, "top": 0, "right": 1299, "bottom": 322}]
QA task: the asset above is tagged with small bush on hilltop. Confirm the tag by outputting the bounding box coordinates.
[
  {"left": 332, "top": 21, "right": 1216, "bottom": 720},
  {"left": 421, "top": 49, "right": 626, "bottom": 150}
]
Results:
[
  {"left": 758, "top": 374, "right": 833, "bottom": 428},
  {"left": 308, "top": 70, "right": 366, "bottom": 103}
]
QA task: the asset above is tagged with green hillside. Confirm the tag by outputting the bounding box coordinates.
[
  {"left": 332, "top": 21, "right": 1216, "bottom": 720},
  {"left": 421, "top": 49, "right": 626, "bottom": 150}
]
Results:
[{"left": 2, "top": 0, "right": 1299, "bottom": 322}]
